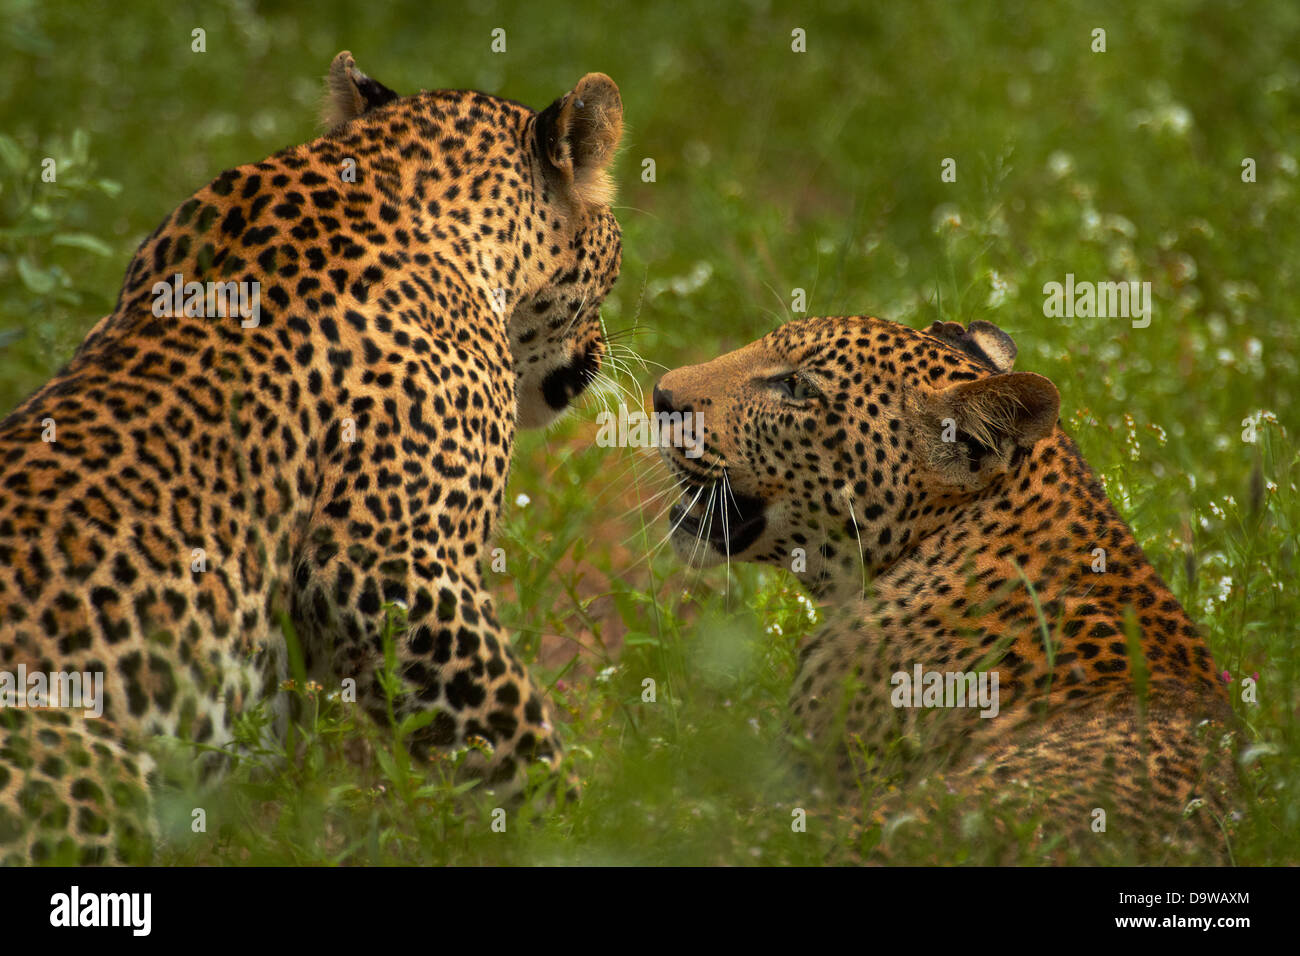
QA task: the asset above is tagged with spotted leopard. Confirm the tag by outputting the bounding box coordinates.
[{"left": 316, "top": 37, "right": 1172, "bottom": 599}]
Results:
[
  {"left": 654, "top": 316, "right": 1239, "bottom": 859},
  {"left": 0, "top": 52, "right": 624, "bottom": 863}
]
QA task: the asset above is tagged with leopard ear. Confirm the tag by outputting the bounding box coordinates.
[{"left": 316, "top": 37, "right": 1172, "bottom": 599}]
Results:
[
  {"left": 918, "top": 372, "right": 1060, "bottom": 489},
  {"left": 926, "top": 320, "right": 1018, "bottom": 373},
  {"left": 322, "top": 51, "right": 399, "bottom": 128},
  {"left": 535, "top": 73, "right": 623, "bottom": 207}
]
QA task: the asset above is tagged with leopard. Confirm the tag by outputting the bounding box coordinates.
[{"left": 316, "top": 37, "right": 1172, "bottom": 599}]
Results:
[
  {"left": 0, "top": 51, "right": 624, "bottom": 864},
  {"left": 653, "top": 315, "right": 1241, "bottom": 861}
]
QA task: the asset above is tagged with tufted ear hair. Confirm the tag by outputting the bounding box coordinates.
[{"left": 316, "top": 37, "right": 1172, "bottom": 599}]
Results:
[
  {"left": 535, "top": 73, "right": 623, "bottom": 207},
  {"left": 926, "top": 320, "right": 1018, "bottom": 373},
  {"left": 918, "top": 372, "right": 1060, "bottom": 489},
  {"left": 322, "top": 51, "right": 400, "bottom": 128}
]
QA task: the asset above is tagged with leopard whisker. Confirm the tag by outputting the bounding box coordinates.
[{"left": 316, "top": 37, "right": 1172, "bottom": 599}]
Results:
[
  {"left": 841, "top": 485, "right": 870, "bottom": 601},
  {"left": 562, "top": 293, "right": 590, "bottom": 338},
  {"left": 686, "top": 481, "right": 718, "bottom": 574},
  {"left": 633, "top": 480, "right": 708, "bottom": 571}
]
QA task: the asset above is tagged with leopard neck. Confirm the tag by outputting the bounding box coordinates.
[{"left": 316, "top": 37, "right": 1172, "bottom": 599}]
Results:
[{"left": 865, "top": 430, "right": 1229, "bottom": 717}]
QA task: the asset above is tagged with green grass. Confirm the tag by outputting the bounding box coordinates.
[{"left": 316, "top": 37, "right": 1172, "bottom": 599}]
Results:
[{"left": 2, "top": 0, "right": 1298, "bottom": 864}]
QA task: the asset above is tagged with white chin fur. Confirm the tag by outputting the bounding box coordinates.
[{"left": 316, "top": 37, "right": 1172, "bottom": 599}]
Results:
[{"left": 517, "top": 399, "right": 567, "bottom": 430}]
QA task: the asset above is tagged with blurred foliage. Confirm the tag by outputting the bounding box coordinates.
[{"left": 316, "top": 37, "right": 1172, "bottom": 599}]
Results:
[{"left": 0, "top": 128, "right": 120, "bottom": 378}]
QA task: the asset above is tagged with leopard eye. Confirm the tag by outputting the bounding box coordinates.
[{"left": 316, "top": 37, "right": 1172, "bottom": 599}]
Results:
[{"left": 771, "top": 372, "right": 821, "bottom": 402}]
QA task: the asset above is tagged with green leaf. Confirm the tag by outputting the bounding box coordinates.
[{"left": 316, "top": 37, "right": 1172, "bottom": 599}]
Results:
[
  {"left": 51, "top": 232, "right": 114, "bottom": 256},
  {"left": 397, "top": 709, "right": 438, "bottom": 739},
  {"left": 622, "top": 630, "right": 661, "bottom": 647},
  {"left": 1239, "top": 742, "right": 1280, "bottom": 767},
  {"left": 16, "top": 256, "right": 56, "bottom": 294},
  {"left": 372, "top": 746, "right": 401, "bottom": 784},
  {"left": 0, "top": 134, "right": 26, "bottom": 173}
]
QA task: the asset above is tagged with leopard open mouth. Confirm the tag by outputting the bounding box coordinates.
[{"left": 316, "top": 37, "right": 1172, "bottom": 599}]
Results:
[{"left": 669, "top": 481, "right": 767, "bottom": 556}]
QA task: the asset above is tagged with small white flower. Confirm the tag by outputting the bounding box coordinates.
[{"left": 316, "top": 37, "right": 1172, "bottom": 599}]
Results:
[
  {"left": 1047, "top": 151, "right": 1074, "bottom": 179},
  {"left": 1103, "top": 214, "right": 1137, "bottom": 238},
  {"left": 1080, "top": 207, "right": 1102, "bottom": 239},
  {"left": 1170, "top": 252, "right": 1198, "bottom": 284},
  {"left": 986, "top": 270, "right": 1011, "bottom": 308},
  {"left": 1159, "top": 104, "right": 1193, "bottom": 136},
  {"left": 932, "top": 204, "right": 962, "bottom": 232},
  {"left": 515, "top": 493, "right": 531, "bottom": 507},
  {"left": 1215, "top": 576, "right": 1233, "bottom": 604}
]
